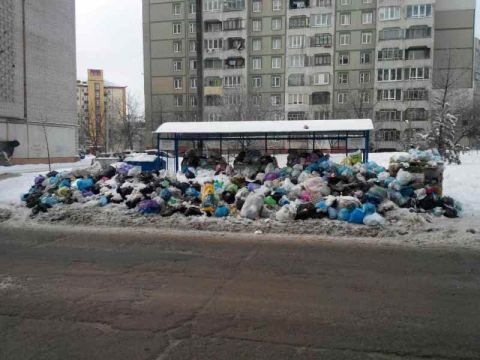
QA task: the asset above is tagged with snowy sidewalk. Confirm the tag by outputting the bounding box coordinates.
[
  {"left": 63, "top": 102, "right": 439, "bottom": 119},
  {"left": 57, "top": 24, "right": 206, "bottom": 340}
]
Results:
[{"left": 0, "top": 156, "right": 94, "bottom": 175}]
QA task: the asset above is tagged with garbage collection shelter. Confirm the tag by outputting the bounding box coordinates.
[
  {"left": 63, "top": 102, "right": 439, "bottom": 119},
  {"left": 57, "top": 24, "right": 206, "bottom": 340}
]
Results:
[{"left": 154, "top": 119, "right": 374, "bottom": 172}]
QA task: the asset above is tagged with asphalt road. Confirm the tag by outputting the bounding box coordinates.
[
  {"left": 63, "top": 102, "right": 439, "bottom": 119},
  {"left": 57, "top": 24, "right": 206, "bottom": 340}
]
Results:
[{"left": 0, "top": 225, "right": 479, "bottom": 360}]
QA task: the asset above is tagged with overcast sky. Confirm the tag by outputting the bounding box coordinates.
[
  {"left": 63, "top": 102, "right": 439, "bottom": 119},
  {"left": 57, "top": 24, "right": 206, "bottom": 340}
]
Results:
[{"left": 76, "top": 0, "right": 480, "bottom": 109}]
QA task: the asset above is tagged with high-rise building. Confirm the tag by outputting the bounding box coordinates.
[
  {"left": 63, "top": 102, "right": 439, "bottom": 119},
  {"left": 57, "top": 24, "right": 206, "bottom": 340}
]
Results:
[
  {"left": 142, "top": 0, "right": 475, "bottom": 150},
  {"left": 76, "top": 70, "right": 127, "bottom": 152},
  {"left": 0, "top": 0, "right": 77, "bottom": 164}
]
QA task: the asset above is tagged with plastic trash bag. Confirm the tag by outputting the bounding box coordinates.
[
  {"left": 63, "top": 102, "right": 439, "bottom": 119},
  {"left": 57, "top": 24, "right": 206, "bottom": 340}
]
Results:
[
  {"left": 240, "top": 193, "right": 264, "bottom": 220},
  {"left": 363, "top": 213, "right": 387, "bottom": 226},
  {"left": 348, "top": 208, "right": 365, "bottom": 224},
  {"left": 275, "top": 204, "right": 296, "bottom": 222}
]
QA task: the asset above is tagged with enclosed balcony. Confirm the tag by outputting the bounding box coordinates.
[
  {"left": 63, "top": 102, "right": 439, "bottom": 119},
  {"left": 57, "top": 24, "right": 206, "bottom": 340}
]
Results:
[
  {"left": 289, "top": 0, "right": 310, "bottom": 9},
  {"left": 223, "top": 0, "right": 245, "bottom": 11},
  {"left": 223, "top": 18, "right": 244, "bottom": 31},
  {"left": 289, "top": 16, "right": 308, "bottom": 29},
  {"left": 311, "top": 92, "right": 330, "bottom": 105},
  {"left": 205, "top": 95, "right": 222, "bottom": 107},
  {"left": 204, "top": 20, "right": 222, "bottom": 32},
  {"left": 224, "top": 57, "right": 245, "bottom": 69},
  {"left": 226, "top": 37, "right": 245, "bottom": 50},
  {"left": 204, "top": 58, "right": 223, "bottom": 70}
]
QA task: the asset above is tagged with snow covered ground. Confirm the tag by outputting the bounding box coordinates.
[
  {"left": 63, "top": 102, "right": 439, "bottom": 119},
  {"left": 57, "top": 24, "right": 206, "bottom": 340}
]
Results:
[{"left": 0, "top": 152, "right": 478, "bottom": 215}]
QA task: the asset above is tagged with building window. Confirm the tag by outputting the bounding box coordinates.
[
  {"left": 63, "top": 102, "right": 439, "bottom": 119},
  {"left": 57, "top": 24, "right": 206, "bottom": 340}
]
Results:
[
  {"left": 339, "top": 53, "right": 349, "bottom": 65},
  {"left": 288, "top": 73, "right": 305, "bottom": 86},
  {"left": 361, "top": 31, "right": 372, "bottom": 44},
  {"left": 204, "top": 0, "right": 221, "bottom": 12},
  {"left": 362, "top": 11, "right": 373, "bottom": 24},
  {"left": 405, "top": 67, "right": 430, "bottom": 80},
  {"left": 406, "top": 26, "right": 432, "bottom": 40},
  {"left": 252, "top": 76, "right": 262, "bottom": 88},
  {"left": 314, "top": 54, "right": 331, "bottom": 65},
  {"left": 252, "top": 57, "right": 262, "bottom": 70},
  {"left": 379, "top": 6, "right": 400, "bottom": 21},
  {"left": 314, "top": 110, "right": 330, "bottom": 120},
  {"left": 315, "top": 0, "right": 332, "bottom": 6},
  {"left": 406, "top": 47, "right": 430, "bottom": 60},
  {"left": 252, "top": 38, "right": 262, "bottom": 51},
  {"left": 404, "top": 88, "right": 429, "bottom": 101},
  {"left": 311, "top": 33, "right": 332, "bottom": 47},
  {"left": 173, "top": 78, "right": 182, "bottom": 89},
  {"left": 173, "top": 60, "right": 182, "bottom": 71},
  {"left": 313, "top": 72, "right": 330, "bottom": 85},
  {"left": 289, "top": 35, "right": 305, "bottom": 48},
  {"left": 339, "top": 13, "right": 351, "bottom": 26},
  {"left": 312, "top": 92, "right": 330, "bottom": 105},
  {"left": 224, "top": 0, "right": 245, "bottom": 11},
  {"left": 173, "top": 23, "right": 182, "bottom": 34},
  {"left": 175, "top": 95, "right": 183, "bottom": 107},
  {"left": 289, "top": 54, "right": 305, "bottom": 67},
  {"left": 337, "top": 92, "right": 347, "bottom": 104},
  {"left": 272, "top": 56, "right": 282, "bottom": 69},
  {"left": 190, "top": 59, "right": 197, "bottom": 70},
  {"left": 376, "top": 109, "right": 402, "bottom": 121},
  {"left": 271, "top": 94, "right": 281, "bottom": 106},
  {"left": 405, "top": 108, "right": 428, "bottom": 121},
  {"left": 189, "top": 40, "right": 196, "bottom": 52},
  {"left": 377, "top": 68, "right": 402, "bottom": 81},
  {"left": 377, "top": 89, "right": 402, "bottom": 101},
  {"left": 339, "top": 33, "right": 350, "bottom": 46},
  {"left": 289, "top": 16, "right": 308, "bottom": 29},
  {"left": 190, "top": 95, "right": 197, "bottom": 107},
  {"left": 337, "top": 72, "right": 349, "bottom": 85},
  {"left": 288, "top": 112, "right": 306, "bottom": 120},
  {"left": 378, "top": 48, "right": 403, "bottom": 61},
  {"left": 272, "top": 76, "right": 281, "bottom": 87},
  {"left": 407, "top": 4, "right": 432, "bottom": 18},
  {"left": 173, "top": 3, "right": 182, "bottom": 15},
  {"left": 252, "top": 19, "right": 262, "bottom": 31},
  {"left": 359, "top": 71, "right": 371, "bottom": 83},
  {"left": 224, "top": 76, "right": 241, "bottom": 88},
  {"left": 360, "top": 51, "right": 371, "bottom": 64},
  {"left": 253, "top": 0, "right": 262, "bottom": 12},
  {"left": 288, "top": 94, "right": 305, "bottom": 105},
  {"left": 189, "top": 22, "right": 196, "bottom": 33},
  {"left": 190, "top": 77, "right": 197, "bottom": 89},
  {"left": 173, "top": 40, "right": 182, "bottom": 53},
  {"left": 205, "top": 38, "right": 223, "bottom": 51},
  {"left": 189, "top": 1, "right": 196, "bottom": 14},
  {"left": 272, "top": 18, "right": 282, "bottom": 30},
  {"left": 311, "top": 13, "right": 332, "bottom": 27},
  {"left": 273, "top": 0, "right": 281, "bottom": 10},
  {"left": 376, "top": 129, "right": 400, "bottom": 142},
  {"left": 379, "top": 27, "right": 403, "bottom": 41},
  {"left": 272, "top": 37, "right": 282, "bottom": 49}
]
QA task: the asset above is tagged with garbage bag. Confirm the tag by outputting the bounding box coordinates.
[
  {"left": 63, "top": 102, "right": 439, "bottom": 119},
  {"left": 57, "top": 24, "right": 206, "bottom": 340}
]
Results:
[
  {"left": 215, "top": 206, "right": 230, "bottom": 218},
  {"left": 295, "top": 203, "right": 318, "bottom": 220},
  {"left": 396, "top": 169, "right": 414, "bottom": 186},
  {"left": 327, "top": 207, "right": 337, "bottom": 220},
  {"left": 221, "top": 191, "right": 236, "bottom": 204},
  {"left": 264, "top": 196, "right": 277, "bottom": 206},
  {"left": 160, "top": 188, "right": 172, "bottom": 201},
  {"left": 362, "top": 203, "right": 376, "bottom": 215},
  {"left": 363, "top": 213, "right": 387, "bottom": 226},
  {"left": 240, "top": 193, "right": 264, "bottom": 220},
  {"left": 338, "top": 208, "right": 352, "bottom": 222},
  {"left": 348, "top": 208, "right": 365, "bottom": 224},
  {"left": 76, "top": 178, "right": 95, "bottom": 192}
]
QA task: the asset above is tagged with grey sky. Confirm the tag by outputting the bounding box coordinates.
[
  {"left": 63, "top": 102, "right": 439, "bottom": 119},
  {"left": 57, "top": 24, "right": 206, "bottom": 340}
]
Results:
[{"left": 76, "top": 0, "right": 480, "bottom": 110}]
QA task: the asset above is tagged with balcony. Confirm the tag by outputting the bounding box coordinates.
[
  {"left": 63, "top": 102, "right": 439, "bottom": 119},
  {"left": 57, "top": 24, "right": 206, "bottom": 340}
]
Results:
[
  {"left": 289, "top": 0, "right": 310, "bottom": 9},
  {"left": 205, "top": 95, "right": 222, "bottom": 107},
  {"left": 226, "top": 37, "right": 245, "bottom": 50},
  {"left": 289, "top": 16, "right": 308, "bottom": 29},
  {"left": 311, "top": 92, "right": 330, "bottom": 105},
  {"left": 224, "top": 57, "right": 245, "bottom": 69},
  {"left": 223, "top": 0, "right": 245, "bottom": 11},
  {"left": 223, "top": 18, "right": 244, "bottom": 31},
  {"left": 204, "top": 20, "right": 222, "bottom": 32}
]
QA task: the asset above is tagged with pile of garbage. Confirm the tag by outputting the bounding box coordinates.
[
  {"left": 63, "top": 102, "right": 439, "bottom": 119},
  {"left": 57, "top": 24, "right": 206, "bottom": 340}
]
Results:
[{"left": 20, "top": 148, "right": 462, "bottom": 225}]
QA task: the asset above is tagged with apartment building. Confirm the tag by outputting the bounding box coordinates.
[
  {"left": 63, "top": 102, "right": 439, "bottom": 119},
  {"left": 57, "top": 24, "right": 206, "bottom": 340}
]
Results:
[
  {"left": 0, "top": 0, "right": 77, "bottom": 164},
  {"left": 76, "top": 70, "right": 127, "bottom": 152},
  {"left": 143, "top": 0, "right": 475, "bottom": 150}
]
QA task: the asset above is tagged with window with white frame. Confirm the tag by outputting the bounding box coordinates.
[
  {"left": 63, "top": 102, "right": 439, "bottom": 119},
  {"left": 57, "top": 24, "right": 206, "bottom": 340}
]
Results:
[
  {"left": 313, "top": 72, "right": 330, "bottom": 85},
  {"left": 272, "top": 0, "right": 281, "bottom": 11},
  {"left": 252, "top": 19, "right": 262, "bottom": 31},
  {"left": 288, "top": 73, "right": 305, "bottom": 86},
  {"left": 190, "top": 59, "right": 197, "bottom": 70},
  {"left": 288, "top": 35, "right": 305, "bottom": 48},
  {"left": 173, "top": 60, "right": 182, "bottom": 71},
  {"left": 340, "top": 13, "right": 351, "bottom": 26},
  {"left": 224, "top": 76, "right": 241, "bottom": 88},
  {"left": 377, "top": 68, "right": 402, "bottom": 81},
  {"left": 377, "top": 89, "right": 402, "bottom": 101},
  {"left": 252, "top": 38, "right": 262, "bottom": 51},
  {"left": 173, "top": 23, "right": 182, "bottom": 34},
  {"left": 272, "top": 76, "right": 281, "bottom": 87},
  {"left": 379, "top": 6, "right": 400, "bottom": 21},
  {"left": 407, "top": 4, "right": 432, "bottom": 18},
  {"left": 338, "top": 72, "right": 348, "bottom": 84},
  {"left": 272, "top": 56, "right": 281, "bottom": 69},
  {"left": 173, "top": 78, "right": 182, "bottom": 89},
  {"left": 252, "top": 0, "right": 262, "bottom": 12},
  {"left": 289, "top": 54, "right": 305, "bottom": 67},
  {"left": 190, "top": 77, "right": 197, "bottom": 89},
  {"left": 272, "top": 37, "right": 281, "bottom": 49},
  {"left": 271, "top": 94, "right": 281, "bottom": 106},
  {"left": 361, "top": 31, "right": 372, "bottom": 44},
  {"left": 406, "top": 67, "right": 430, "bottom": 80},
  {"left": 339, "top": 53, "right": 349, "bottom": 65},
  {"left": 205, "top": 38, "right": 223, "bottom": 51},
  {"left": 189, "top": 40, "right": 196, "bottom": 52},
  {"left": 340, "top": 0, "right": 350, "bottom": 5},
  {"left": 288, "top": 94, "right": 306, "bottom": 105},
  {"left": 359, "top": 71, "right": 370, "bottom": 83},
  {"left": 173, "top": 3, "right": 181, "bottom": 15},
  {"left": 338, "top": 92, "right": 347, "bottom": 104},
  {"left": 311, "top": 13, "right": 332, "bottom": 27},
  {"left": 173, "top": 41, "right": 182, "bottom": 53},
  {"left": 362, "top": 11, "right": 373, "bottom": 24},
  {"left": 360, "top": 91, "right": 370, "bottom": 103},
  {"left": 252, "top": 57, "right": 262, "bottom": 70},
  {"left": 190, "top": 95, "right": 197, "bottom": 107},
  {"left": 339, "top": 33, "right": 350, "bottom": 45},
  {"left": 378, "top": 48, "right": 403, "bottom": 61},
  {"left": 174, "top": 95, "right": 183, "bottom": 107},
  {"left": 252, "top": 76, "right": 262, "bottom": 88},
  {"left": 189, "top": 22, "right": 196, "bottom": 33},
  {"left": 189, "top": 1, "right": 196, "bottom": 14},
  {"left": 360, "top": 51, "right": 371, "bottom": 64},
  {"left": 272, "top": 18, "right": 282, "bottom": 30},
  {"left": 204, "top": 0, "right": 221, "bottom": 12}
]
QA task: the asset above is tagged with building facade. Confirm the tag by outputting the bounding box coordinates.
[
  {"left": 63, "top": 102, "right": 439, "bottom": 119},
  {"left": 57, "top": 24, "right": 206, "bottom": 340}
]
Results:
[
  {"left": 143, "top": 0, "right": 475, "bottom": 150},
  {"left": 0, "top": 0, "right": 77, "bottom": 164},
  {"left": 77, "top": 70, "right": 127, "bottom": 152}
]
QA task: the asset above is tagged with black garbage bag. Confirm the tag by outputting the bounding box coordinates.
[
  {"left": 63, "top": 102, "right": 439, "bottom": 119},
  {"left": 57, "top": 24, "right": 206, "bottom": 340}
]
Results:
[
  {"left": 138, "top": 172, "right": 154, "bottom": 184},
  {"left": 46, "top": 170, "right": 59, "bottom": 178},
  {"left": 221, "top": 191, "right": 236, "bottom": 204},
  {"left": 140, "top": 185, "right": 155, "bottom": 196},
  {"left": 295, "top": 203, "right": 320, "bottom": 220},
  {"left": 126, "top": 197, "right": 142, "bottom": 209},
  {"left": 117, "top": 186, "right": 133, "bottom": 199},
  {"left": 185, "top": 170, "right": 196, "bottom": 179},
  {"left": 98, "top": 166, "right": 116, "bottom": 179},
  {"left": 185, "top": 207, "right": 203, "bottom": 217},
  {"left": 236, "top": 198, "right": 245, "bottom": 211}
]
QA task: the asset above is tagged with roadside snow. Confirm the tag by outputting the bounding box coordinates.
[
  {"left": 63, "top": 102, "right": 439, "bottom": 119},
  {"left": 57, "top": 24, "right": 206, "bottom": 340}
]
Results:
[{"left": 0, "top": 156, "right": 94, "bottom": 175}]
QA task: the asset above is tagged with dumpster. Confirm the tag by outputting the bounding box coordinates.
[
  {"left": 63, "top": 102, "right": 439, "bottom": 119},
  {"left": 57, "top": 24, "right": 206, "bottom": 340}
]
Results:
[{"left": 124, "top": 153, "right": 166, "bottom": 172}]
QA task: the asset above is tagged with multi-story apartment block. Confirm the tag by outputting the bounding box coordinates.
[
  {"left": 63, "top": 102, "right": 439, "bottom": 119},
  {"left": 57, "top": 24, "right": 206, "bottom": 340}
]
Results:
[
  {"left": 76, "top": 70, "right": 127, "bottom": 152},
  {"left": 143, "top": 0, "right": 475, "bottom": 150}
]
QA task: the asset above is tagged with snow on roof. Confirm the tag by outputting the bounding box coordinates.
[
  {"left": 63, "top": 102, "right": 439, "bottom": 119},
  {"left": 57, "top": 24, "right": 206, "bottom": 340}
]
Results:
[{"left": 155, "top": 119, "right": 374, "bottom": 135}]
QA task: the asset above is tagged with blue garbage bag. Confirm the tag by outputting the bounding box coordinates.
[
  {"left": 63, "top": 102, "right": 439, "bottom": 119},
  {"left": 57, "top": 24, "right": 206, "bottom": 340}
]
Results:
[
  {"left": 327, "top": 207, "right": 338, "bottom": 220},
  {"left": 349, "top": 208, "right": 365, "bottom": 225},
  {"left": 77, "top": 178, "right": 94, "bottom": 192},
  {"left": 338, "top": 208, "right": 351, "bottom": 222},
  {"left": 362, "top": 203, "right": 376, "bottom": 215},
  {"left": 214, "top": 206, "right": 230, "bottom": 218}
]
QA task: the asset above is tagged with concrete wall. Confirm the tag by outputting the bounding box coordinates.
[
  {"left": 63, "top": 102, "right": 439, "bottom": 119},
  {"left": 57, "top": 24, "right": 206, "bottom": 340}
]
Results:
[{"left": 0, "top": 0, "right": 77, "bottom": 163}]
